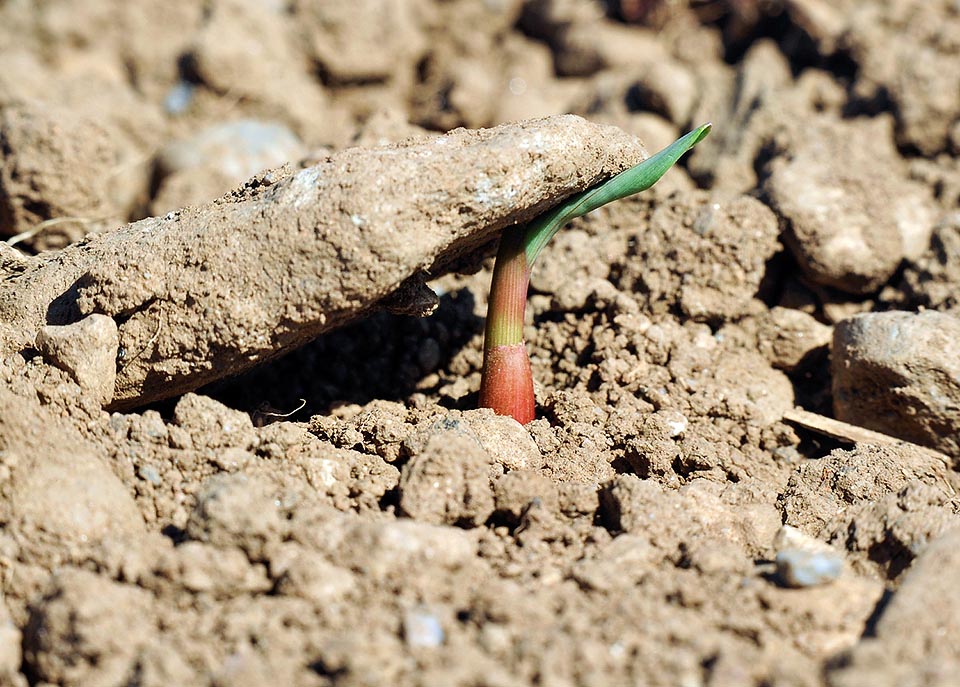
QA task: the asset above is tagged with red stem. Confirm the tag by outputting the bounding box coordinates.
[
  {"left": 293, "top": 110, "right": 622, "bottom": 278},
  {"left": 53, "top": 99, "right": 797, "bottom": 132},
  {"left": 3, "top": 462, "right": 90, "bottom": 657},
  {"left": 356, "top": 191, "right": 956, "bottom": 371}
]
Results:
[{"left": 479, "top": 227, "right": 535, "bottom": 424}]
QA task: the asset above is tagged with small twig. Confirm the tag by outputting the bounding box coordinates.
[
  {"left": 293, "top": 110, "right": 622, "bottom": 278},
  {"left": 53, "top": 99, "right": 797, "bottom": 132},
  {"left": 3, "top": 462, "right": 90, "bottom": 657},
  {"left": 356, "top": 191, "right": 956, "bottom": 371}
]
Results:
[
  {"left": 253, "top": 399, "right": 307, "bottom": 427},
  {"left": 257, "top": 399, "right": 307, "bottom": 419},
  {"left": 5, "top": 151, "right": 150, "bottom": 249},
  {"left": 107, "top": 149, "right": 154, "bottom": 178},
  {"left": 119, "top": 316, "right": 163, "bottom": 368},
  {"left": 5, "top": 216, "right": 104, "bottom": 247},
  {"left": 783, "top": 408, "right": 952, "bottom": 463}
]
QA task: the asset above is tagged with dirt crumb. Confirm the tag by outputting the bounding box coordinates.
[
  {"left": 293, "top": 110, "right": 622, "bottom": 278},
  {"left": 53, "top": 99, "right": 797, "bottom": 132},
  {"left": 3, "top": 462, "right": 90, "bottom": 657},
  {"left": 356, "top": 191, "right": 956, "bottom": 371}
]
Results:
[
  {"left": 22, "top": 569, "right": 153, "bottom": 687},
  {"left": 602, "top": 475, "right": 781, "bottom": 557},
  {"left": 891, "top": 215, "right": 960, "bottom": 312},
  {"left": 779, "top": 443, "right": 960, "bottom": 578},
  {"left": 185, "top": 474, "right": 285, "bottom": 561},
  {"left": 0, "top": 599, "right": 25, "bottom": 687},
  {"left": 399, "top": 431, "right": 495, "bottom": 526},
  {"left": 174, "top": 393, "right": 256, "bottom": 451},
  {"left": 271, "top": 543, "right": 357, "bottom": 605},
  {"left": 828, "top": 527, "right": 960, "bottom": 686},
  {"left": 0, "top": 102, "right": 128, "bottom": 249},
  {"left": 0, "top": 388, "right": 145, "bottom": 571},
  {"left": 755, "top": 307, "right": 832, "bottom": 372},
  {"left": 494, "top": 469, "right": 561, "bottom": 522}
]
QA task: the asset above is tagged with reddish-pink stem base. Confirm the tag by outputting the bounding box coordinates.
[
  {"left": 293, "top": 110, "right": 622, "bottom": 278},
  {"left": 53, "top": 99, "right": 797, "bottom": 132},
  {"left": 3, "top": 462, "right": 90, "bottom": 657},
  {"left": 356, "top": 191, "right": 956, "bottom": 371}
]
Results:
[{"left": 478, "top": 343, "right": 535, "bottom": 425}]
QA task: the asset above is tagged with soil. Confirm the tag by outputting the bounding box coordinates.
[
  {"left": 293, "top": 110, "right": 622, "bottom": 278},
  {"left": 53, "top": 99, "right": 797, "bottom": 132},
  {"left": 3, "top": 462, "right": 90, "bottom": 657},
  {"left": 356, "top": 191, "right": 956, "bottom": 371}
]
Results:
[{"left": 1, "top": 1, "right": 959, "bottom": 686}]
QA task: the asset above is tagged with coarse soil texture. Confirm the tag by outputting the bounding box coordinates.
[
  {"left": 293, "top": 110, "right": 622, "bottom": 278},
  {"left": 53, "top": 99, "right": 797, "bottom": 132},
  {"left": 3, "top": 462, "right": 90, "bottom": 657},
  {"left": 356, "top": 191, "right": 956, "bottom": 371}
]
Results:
[{"left": 1, "top": 1, "right": 960, "bottom": 686}]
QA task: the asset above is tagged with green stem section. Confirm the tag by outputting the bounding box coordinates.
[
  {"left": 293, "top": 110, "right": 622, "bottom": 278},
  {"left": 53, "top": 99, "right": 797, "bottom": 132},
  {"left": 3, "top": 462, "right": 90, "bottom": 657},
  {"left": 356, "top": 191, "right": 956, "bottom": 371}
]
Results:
[{"left": 483, "top": 227, "right": 529, "bottom": 348}]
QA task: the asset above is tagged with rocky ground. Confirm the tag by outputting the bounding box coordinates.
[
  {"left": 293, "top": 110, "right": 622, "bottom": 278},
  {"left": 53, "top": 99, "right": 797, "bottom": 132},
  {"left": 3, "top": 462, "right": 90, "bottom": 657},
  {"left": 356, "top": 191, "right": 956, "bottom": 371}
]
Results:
[{"left": 1, "top": 0, "right": 959, "bottom": 685}]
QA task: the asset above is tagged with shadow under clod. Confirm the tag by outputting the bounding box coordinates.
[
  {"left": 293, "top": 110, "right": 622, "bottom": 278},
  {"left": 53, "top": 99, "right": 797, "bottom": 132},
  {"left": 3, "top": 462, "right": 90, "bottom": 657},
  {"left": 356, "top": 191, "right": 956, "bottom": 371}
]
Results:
[
  {"left": 205, "top": 287, "right": 484, "bottom": 419},
  {"left": 45, "top": 277, "right": 85, "bottom": 325}
]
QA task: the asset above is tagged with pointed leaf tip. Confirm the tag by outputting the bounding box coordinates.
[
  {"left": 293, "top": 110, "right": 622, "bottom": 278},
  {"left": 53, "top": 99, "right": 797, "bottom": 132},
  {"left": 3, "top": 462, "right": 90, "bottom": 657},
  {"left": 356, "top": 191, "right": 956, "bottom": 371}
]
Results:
[
  {"left": 689, "top": 122, "right": 712, "bottom": 146},
  {"left": 521, "top": 122, "right": 713, "bottom": 264}
]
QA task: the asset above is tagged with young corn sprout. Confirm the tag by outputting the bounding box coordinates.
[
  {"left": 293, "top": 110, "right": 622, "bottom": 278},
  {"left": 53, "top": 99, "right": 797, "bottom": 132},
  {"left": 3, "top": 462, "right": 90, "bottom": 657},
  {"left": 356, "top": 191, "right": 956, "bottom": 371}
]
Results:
[{"left": 479, "top": 123, "right": 712, "bottom": 424}]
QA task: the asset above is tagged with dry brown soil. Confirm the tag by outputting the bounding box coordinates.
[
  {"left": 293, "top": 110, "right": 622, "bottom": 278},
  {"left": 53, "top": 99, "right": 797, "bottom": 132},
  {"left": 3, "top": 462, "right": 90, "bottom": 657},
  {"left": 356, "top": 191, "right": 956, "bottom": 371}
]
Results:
[{"left": 1, "top": 1, "right": 960, "bottom": 686}]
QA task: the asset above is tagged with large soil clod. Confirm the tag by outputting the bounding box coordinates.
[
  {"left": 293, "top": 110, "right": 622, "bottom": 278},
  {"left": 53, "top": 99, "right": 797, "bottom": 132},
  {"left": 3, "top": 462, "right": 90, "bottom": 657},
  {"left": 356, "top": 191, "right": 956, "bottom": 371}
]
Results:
[{"left": 2, "top": 115, "right": 647, "bottom": 409}]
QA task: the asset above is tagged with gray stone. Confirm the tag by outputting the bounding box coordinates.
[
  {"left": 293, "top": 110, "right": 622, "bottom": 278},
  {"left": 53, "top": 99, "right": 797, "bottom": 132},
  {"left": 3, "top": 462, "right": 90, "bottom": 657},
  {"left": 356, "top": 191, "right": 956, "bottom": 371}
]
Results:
[
  {"left": 152, "top": 120, "right": 306, "bottom": 214},
  {"left": 162, "top": 81, "right": 195, "bottom": 115},
  {"left": 137, "top": 463, "right": 162, "bottom": 485}
]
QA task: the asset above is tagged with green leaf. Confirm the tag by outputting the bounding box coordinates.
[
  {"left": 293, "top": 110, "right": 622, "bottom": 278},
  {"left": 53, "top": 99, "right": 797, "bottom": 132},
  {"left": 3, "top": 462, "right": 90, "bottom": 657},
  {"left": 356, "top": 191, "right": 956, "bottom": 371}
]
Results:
[{"left": 523, "top": 122, "right": 711, "bottom": 264}]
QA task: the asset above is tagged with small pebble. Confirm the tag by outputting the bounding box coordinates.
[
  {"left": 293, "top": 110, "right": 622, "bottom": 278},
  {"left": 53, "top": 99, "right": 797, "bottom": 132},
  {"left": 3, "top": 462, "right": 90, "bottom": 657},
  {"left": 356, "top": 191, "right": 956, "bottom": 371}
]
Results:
[
  {"left": 163, "top": 82, "right": 195, "bottom": 115},
  {"left": 775, "top": 548, "right": 843, "bottom": 588},
  {"left": 210, "top": 447, "right": 252, "bottom": 472},
  {"left": 137, "top": 464, "right": 162, "bottom": 485},
  {"left": 659, "top": 410, "right": 688, "bottom": 438},
  {"left": 403, "top": 608, "right": 444, "bottom": 648}
]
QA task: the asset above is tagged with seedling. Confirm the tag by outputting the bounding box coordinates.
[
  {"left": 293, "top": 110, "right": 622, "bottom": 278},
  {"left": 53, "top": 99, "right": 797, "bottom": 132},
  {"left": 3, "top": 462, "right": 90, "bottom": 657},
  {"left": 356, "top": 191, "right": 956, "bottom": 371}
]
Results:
[{"left": 479, "top": 123, "right": 712, "bottom": 424}]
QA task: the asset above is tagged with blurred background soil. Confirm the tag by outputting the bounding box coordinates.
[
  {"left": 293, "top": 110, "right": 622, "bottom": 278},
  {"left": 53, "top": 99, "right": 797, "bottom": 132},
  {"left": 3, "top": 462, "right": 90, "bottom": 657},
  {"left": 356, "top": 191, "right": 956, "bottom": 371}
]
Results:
[{"left": 1, "top": 0, "right": 960, "bottom": 685}]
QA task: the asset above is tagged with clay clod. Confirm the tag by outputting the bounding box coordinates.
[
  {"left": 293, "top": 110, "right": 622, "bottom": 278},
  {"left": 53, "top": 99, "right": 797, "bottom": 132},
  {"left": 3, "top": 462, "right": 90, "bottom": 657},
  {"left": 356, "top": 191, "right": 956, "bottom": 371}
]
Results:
[{"left": 1, "top": 115, "right": 648, "bottom": 410}]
